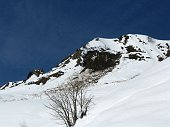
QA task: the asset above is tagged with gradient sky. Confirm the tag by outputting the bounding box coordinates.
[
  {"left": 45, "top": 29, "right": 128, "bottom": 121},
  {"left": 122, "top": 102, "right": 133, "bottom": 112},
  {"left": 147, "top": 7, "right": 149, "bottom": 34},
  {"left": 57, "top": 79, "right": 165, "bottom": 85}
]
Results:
[{"left": 0, "top": 0, "right": 170, "bottom": 85}]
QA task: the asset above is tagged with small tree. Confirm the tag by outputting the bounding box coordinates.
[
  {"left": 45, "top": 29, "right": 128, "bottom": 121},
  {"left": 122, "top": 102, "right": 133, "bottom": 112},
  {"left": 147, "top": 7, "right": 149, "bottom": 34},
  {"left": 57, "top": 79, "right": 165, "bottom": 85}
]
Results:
[
  {"left": 46, "top": 79, "right": 92, "bottom": 127},
  {"left": 20, "top": 121, "right": 27, "bottom": 127}
]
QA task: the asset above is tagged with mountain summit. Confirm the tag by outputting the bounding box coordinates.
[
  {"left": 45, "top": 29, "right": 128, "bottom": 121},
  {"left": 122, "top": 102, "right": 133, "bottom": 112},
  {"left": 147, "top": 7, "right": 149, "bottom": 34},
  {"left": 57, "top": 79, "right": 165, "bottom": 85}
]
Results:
[
  {"left": 1, "top": 34, "right": 170, "bottom": 90},
  {"left": 0, "top": 34, "right": 170, "bottom": 127}
]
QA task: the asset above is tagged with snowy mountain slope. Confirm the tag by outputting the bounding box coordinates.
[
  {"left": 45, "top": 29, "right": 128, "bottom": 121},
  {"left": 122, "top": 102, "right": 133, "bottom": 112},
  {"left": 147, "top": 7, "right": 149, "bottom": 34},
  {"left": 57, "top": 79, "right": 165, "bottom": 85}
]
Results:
[
  {"left": 75, "top": 57, "right": 170, "bottom": 127},
  {"left": 0, "top": 34, "right": 170, "bottom": 127},
  {"left": 0, "top": 58, "right": 170, "bottom": 127},
  {"left": 1, "top": 34, "right": 170, "bottom": 91}
]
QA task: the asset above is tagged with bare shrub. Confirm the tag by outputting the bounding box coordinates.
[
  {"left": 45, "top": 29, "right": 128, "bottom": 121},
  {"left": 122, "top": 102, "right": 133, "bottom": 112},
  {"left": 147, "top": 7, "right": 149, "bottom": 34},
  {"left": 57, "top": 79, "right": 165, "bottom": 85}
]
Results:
[
  {"left": 20, "top": 121, "right": 27, "bottom": 127},
  {"left": 46, "top": 79, "right": 93, "bottom": 127}
]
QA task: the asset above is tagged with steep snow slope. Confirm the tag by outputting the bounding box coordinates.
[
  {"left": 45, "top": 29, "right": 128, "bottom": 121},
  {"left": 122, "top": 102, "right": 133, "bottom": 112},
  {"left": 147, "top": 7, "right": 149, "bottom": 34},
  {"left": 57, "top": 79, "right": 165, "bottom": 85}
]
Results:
[
  {"left": 0, "top": 34, "right": 170, "bottom": 127},
  {"left": 75, "top": 57, "right": 170, "bottom": 127}
]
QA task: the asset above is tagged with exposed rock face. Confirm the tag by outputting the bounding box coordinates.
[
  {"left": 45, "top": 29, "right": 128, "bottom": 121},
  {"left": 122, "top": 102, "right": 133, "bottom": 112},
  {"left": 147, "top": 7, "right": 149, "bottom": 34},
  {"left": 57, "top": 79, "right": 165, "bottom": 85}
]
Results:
[
  {"left": 166, "top": 50, "right": 170, "bottom": 57},
  {"left": 82, "top": 51, "right": 121, "bottom": 71},
  {"left": 26, "top": 69, "right": 44, "bottom": 80},
  {"left": 35, "top": 77, "right": 50, "bottom": 85},
  {"left": 49, "top": 71, "right": 64, "bottom": 78}
]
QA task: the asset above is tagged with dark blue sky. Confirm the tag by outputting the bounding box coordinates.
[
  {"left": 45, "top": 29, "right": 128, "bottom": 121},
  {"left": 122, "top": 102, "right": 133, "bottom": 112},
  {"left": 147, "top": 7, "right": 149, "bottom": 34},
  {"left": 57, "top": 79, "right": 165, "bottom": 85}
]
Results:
[{"left": 0, "top": 0, "right": 170, "bottom": 85}]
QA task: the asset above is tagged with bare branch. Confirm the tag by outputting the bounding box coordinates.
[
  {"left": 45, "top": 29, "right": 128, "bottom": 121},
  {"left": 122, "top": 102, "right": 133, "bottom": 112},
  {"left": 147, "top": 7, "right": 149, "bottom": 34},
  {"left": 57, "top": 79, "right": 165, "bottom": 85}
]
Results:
[{"left": 46, "top": 78, "right": 93, "bottom": 127}]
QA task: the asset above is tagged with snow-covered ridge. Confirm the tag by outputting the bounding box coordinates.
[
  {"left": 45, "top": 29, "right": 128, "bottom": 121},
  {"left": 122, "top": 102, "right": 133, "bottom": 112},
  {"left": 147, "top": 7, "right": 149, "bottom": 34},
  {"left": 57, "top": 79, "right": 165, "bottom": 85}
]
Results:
[
  {"left": 0, "top": 34, "right": 170, "bottom": 127},
  {"left": 1, "top": 34, "right": 170, "bottom": 91}
]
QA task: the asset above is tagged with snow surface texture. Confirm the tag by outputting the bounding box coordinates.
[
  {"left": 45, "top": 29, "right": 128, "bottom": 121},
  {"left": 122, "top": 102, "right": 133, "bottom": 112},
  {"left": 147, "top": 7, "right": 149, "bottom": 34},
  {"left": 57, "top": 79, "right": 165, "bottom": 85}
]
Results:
[
  {"left": 75, "top": 58, "right": 170, "bottom": 127},
  {"left": 0, "top": 34, "right": 170, "bottom": 127}
]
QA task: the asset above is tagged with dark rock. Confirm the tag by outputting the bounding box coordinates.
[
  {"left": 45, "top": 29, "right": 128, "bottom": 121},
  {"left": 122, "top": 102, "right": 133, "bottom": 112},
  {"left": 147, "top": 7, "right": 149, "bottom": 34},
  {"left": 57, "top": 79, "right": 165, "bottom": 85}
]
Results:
[
  {"left": 126, "top": 45, "right": 138, "bottom": 53},
  {"left": 26, "top": 69, "right": 44, "bottom": 80},
  {"left": 166, "top": 50, "right": 170, "bottom": 57},
  {"left": 158, "top": 56, "right": 164, "bottom": 62},
  {"left": 82, "top": 50, "right": 121, "bottom": 71},
  {"left": 35, "top": 77, "right": 50, "bottom": 85},
  {"left": 119, "top": 35, "right": 129, "bottom": 44},
  {"left": 129, "top": 53, "right": 144, "bottom": 61},
  {"left": 49, "top": 71, "right": 64, "bottom": 78}
]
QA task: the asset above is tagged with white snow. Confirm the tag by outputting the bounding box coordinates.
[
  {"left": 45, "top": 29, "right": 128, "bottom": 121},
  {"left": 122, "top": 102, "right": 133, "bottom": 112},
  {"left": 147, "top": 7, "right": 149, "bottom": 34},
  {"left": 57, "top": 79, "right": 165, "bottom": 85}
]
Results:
[
  {"left": 0, "top": 34, "right": 170, "bottom": 127},
  {"left": 75, "top": 58, "right": 170, "bottom": 127}
]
